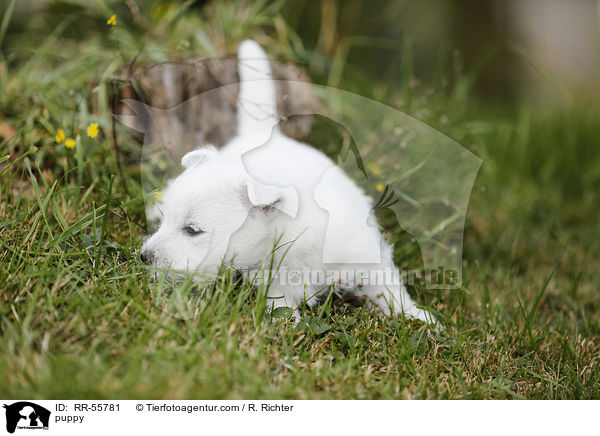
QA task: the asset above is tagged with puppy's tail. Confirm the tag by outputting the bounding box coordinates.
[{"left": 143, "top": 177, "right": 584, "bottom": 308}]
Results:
[{"left": 237, "top": 39, "right": 279, "bottom": 137}]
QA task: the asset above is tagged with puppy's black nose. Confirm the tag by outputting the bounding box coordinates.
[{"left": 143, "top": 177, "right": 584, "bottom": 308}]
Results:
[{"left": 140, "top": 250, "right": 155, "bottom": 265}]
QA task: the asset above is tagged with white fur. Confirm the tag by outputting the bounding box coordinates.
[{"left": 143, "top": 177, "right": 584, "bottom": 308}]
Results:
[{"left": 141, "top": 40, "right": 435, "bottom": 326}]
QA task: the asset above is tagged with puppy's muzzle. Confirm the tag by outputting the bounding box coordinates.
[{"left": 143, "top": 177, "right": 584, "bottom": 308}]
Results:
[{"left": 140, "top": 249, "right": 155, "bottom": 265}]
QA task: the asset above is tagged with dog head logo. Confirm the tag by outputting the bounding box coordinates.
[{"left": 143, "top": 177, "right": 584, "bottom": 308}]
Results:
[
  {"left": 120, "top": 85, "right": 481, "bottom": 289},
  {"left": 117, "top": 42, "right": 481, "bottom": 305},
  {"left": 3, "top": 402, "right": 50, "bottom": 434}
]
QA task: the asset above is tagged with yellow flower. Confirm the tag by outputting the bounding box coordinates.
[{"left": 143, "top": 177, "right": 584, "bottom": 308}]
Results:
[
  {"left": 155, "top": 191, "right": 163, "bottom": 200},
  {"left": 107, "top": 14, "right": 117, "bottom": 26},
  {"left": 64, "top": 138, "right": 76, "bottom": 149},
  {"left": 368, "top": 162, "right": 382, "bottom": 176},
  {"left": 55, "top": 128, "right": 65, "bottom": 143},
  {"left": 375, "top": 183, "right": 385, "bottom": 192},
  {"left": 87, "top": 122, "right": 99, "bottom": 138}
]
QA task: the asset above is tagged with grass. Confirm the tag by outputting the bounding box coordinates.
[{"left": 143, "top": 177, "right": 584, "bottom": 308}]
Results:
[{"left": 0, "top": 0, "right": 599, "bottom": 399}]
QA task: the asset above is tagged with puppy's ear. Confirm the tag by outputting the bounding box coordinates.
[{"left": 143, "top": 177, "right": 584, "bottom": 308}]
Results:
[
  {"left": 245, "top": 178, "right": 298, "bottom": 218},
  {"left": 181, "top": 145, "right": 219, "bottom": 169}
]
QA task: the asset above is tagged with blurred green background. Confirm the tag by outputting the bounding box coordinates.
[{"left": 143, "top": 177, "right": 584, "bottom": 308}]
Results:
[
  {"left": 4, "top": 0, "right": 600, "bottom": 103},
  {"left": 0, "top": 0, "right": 598, "bottom": 399}
]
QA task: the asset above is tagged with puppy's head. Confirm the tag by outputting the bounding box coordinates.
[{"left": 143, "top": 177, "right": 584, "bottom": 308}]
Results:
[{"left": 141, "top": 146, "right": 296, "bottom": 277}]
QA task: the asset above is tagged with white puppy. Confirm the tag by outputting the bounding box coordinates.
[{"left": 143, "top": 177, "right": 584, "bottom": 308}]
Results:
[{"left": 141, "top": 40, "right": 435, "bottom": 325}]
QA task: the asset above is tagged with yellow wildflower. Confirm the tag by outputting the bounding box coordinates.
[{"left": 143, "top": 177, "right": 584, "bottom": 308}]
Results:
[
  {"left": 64, "top": 138, "right": 76, "bottom": 149},
  {"left": 55, "top": 128, "right": 65, "bottom": 143},
  {"left": 87, "top": 122, "right": 99, "bottom": 139},
  {"left": 155, "top": 191, "right": 163, "bottom": 200},
  {"left": 368, "top": 162, "right": 382, "bottom": 176},
  {"left": 107, "top": 15, "right": 117, "bottom": 26},
  {"left": 375, "top": 183, "right": 385, "bottom": 192}
]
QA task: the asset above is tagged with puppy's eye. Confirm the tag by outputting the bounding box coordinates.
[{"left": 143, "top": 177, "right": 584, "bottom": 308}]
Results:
[{"left": 183, "top": 225, "right": 204, "bottom": 236}]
